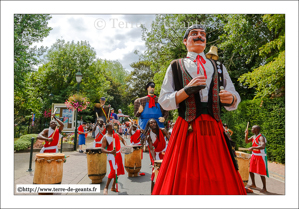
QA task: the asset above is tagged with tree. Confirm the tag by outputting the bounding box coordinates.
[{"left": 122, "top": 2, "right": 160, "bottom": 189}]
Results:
[
  {"left": 14, "top": 14, "right": 52, "bottom": 92},
  {"left": 218, "top": 14, "right": 274, "bottom": 100},
  {"left": 14, "top": 14, "right": 52, "bottom": 121},
  {"left": 238, "top": 14, "right": 285, "bottom": 98},
  {"left": 30, "top": 39, "right": 110, "bottom": 118},
  {"left": 125, "top": 60, "right": 154, "bottom": 101}
]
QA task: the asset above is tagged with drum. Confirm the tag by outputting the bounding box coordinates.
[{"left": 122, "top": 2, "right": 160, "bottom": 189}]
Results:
[
  {"left": 86, "top": 148, "right": 107, "bottom": 184},
  {"left": 33, "top": 153, "right": 66, "bottom": 195},
  {"left": 154, "top": 160, "right": 163, "bottom": 182},
  {"left": 235, "top": 151, "right": 252, "bottom": 187},
  {"left": 124, "top": 145, "right": 142, "bottom": 177}
]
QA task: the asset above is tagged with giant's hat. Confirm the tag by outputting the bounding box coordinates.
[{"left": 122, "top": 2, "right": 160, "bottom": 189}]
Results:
[{"left": 145, "top": 82, "right": 155, "bottom": 91}]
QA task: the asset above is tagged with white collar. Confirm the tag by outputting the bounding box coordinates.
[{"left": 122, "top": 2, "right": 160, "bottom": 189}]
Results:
[{"left": 186, "top": 51, "right": 206, "bottom": 61}]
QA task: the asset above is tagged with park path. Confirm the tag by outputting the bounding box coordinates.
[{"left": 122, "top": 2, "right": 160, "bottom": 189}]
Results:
[{"left": 14, "top": 136, "right": 285, "bottom": 195}]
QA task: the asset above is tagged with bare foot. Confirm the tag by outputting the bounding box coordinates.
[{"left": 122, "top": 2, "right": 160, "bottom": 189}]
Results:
[
  {"left": 260, "top": 189, "right": 268, "bottom": 193},
  {"left": 247, "top": 184, "right": 257, "bottom": 189},
  {"left": 103, "top": 188, "right": 108, "bottom": 195}
]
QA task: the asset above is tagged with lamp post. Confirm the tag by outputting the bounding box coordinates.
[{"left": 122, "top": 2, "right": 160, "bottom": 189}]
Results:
[{"left": 73, "top": 70, "right": 83, "bottom": 151}]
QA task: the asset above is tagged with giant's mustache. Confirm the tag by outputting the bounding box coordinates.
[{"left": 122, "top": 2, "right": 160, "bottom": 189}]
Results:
[{"left": 193, "top": 37, "right": 205, "bottom": 42}]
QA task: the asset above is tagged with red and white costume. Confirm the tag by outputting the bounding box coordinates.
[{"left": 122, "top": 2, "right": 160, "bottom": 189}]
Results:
[
  {"left": 130, "top": 129, "right": 143, "bottom": 159},
  {"left": 249, "top": 133, "right": 269, "bottom": 177},
  {"left": 148, "top": 129, "right": 166, "bottom": 181},
  {"left": 152, "top": 52, "right": 246, "bottom": 195},
  {"left": 94, "top": 125, "right": 106, "bottom": 148},
  {"left": 106, "top": 133, "right": 125, "bottom": 179},
  {"left": 40, "top": 127, "right": 61, "bottom": 153}
]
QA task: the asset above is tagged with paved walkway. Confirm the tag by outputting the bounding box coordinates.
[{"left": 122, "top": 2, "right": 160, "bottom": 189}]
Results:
[{"left": 14, "top": 136, "right": 285, "bottom": 195}]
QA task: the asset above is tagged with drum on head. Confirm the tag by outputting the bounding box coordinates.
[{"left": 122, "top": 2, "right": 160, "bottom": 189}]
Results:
[
  {"left": 86, "top": 148, "right": 107, "bottom": 184},
  {"left": 124, "top": 145, "right": 142, "bottom": 177}
]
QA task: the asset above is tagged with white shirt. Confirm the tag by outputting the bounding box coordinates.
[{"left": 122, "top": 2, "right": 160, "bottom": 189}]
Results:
[{"left": 158, "top": 52, "right": 241, "bottom": 111}]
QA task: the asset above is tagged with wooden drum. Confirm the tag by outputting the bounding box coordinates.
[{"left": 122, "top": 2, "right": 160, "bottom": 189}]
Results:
[
  {"left": 124, "top": 145, "right": 142, "bottom": 177},
  {"left": 235, "top": 151, "right": 252, "bottom": 187},
  {"left": 33, "top": 153, "right": 65, "bottom": 195},
  {"left": 86, "top": 148, "right": 107, "bottom": 184},
  {"left": 33, "top": 153, "right": 65, "bottom": 184},
  {"left": 154, "top": 160, "right": 163, "bottom": 182}
]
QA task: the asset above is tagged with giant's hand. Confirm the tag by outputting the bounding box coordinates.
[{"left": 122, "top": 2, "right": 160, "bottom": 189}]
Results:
[
  {"left": 138, "top": 105, "right": 144, "bottom": 113},
  {"left": 219, "top": 90, "right": 235, "bottom": 105},
  {"left": 184, "top": 75, "right": 206, "bottom": 95},
  {"left": 158, "top": 117, "right": 165, "bottom": 123}
]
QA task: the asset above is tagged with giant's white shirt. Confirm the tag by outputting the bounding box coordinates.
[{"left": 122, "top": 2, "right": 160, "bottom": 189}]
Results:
[{"left": 158, "top": 52, "right": 241, "bottom": 111}]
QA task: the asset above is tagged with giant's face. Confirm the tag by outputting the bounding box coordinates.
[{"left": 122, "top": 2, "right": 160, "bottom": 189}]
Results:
[
  {"left": 149, "top": 119, "right": 157, "bottom": 129},
  {"left": 183, "top": 29, "right": 206, "bottom": 53},
  {"left": 147, "top": 84, "right": 155, "bottom": 94},
  {"left": 100, "top": 99, "right": 106, "bottom": 105}
]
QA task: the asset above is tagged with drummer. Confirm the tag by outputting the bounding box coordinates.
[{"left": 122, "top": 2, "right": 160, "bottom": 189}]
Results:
[
  {"left": 37, "top": 113, "right": 64, "bottom": 153},
  {"left": 92, "top": 118, "right": 106, "bottom": 147},
  {"left": 101, "top": 123, "right": 127, "bottom": 194},
  {"left": 145, "top": 118, "right": 170, "bottom": 193},
  {"left": 127, "top": 123, "right": 146, "bottom": 176},
  {"left": 128, "top": 123, "right": 144, "bottom": 146}
]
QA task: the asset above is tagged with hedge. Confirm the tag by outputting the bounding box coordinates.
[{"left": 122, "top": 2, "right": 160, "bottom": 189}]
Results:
[
  {"left": 221, "top": 97, "right": 285, "bottom": 164},
  {"left": 14, "top": 134, "right": 39, "bottom": 151}
]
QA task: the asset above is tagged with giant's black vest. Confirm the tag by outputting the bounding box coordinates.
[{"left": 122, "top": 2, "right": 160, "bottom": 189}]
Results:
[
  {"left": 171, "top": 58, "right": 239, "bottom": 170},
  {"left": 171, "top": 58, "right": 221, "bottom": 122}
]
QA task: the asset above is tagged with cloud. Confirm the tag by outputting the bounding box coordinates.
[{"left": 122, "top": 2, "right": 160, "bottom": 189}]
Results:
[
  {"left": 33, "top": 14, "right": 155, "bottom": 71},
  {"left": 67, "top": 17, "right": 87, "bottom": 31}
]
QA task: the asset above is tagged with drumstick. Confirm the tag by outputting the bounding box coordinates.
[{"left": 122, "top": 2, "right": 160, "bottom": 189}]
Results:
[
  {"left": 246, "top": 122, "right": 249, "bottom": 130},
  {"left": 238, "top": 147, "right": 259, "bottom": 151},
  {"left": 96, "top": 112, "right": 99, "bottom": 119},
  {"left": 51, "top": 108, "right": 58, "bottom": 120}
]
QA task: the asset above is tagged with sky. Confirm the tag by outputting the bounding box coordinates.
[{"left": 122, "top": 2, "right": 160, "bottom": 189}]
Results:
[{"left": 34, "top": 14, "right": 156, "bottom": 71}]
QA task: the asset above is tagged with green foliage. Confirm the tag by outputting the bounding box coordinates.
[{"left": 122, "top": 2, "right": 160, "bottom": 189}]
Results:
[
  {"left": 30, "top": 40, "right": 110, "bottom": 117},
  {"left": 14, "top": 134, "right": 39, "bottom": 151},
  {"left": 14, "top": 14, "right": 52, "bottom": 119},
  {"left": 236, "top": 14, "right": 285, "bottom": 99},
  {"left": 238, "top": 51, "right": 285, "bottom": 98},
  {"left": 125, "top": 60, "right": 154, "bottom": 101},
  {"left": 221, "top": 97, "right": 285, "bottom": 163}
]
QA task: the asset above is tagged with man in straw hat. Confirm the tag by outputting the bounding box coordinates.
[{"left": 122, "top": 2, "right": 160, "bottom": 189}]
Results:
[
  {"left": 37, "top": 113, "right": 64, "bottom": 153},
  {"left": 153, "top": 24, "right": 246, "bottom": 195}
]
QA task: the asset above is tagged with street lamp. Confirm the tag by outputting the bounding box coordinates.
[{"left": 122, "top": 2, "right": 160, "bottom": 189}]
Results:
[{"left": 74, "top": 70, "right": 83, "bottom": 151}]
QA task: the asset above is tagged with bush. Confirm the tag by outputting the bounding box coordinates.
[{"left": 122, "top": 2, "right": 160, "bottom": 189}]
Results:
[
  {"left": 221, "top": 97, "right": 285, "bottom": 164},
  {"left": 14, "top": 134, "right": 39, "bottom": 151}
]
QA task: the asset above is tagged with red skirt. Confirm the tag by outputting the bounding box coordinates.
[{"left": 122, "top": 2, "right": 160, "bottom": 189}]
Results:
[
  {"left": 108, "top": 152, "right": 125, "bottom": 179},
  {"left": 152, "top": 115, "right": 247, "bottom": 195}
]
